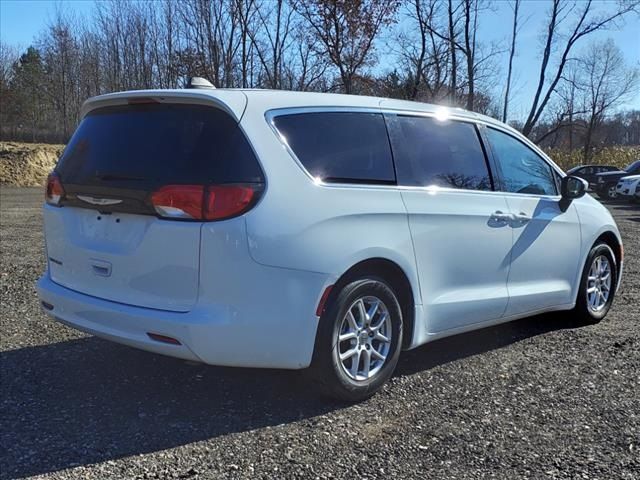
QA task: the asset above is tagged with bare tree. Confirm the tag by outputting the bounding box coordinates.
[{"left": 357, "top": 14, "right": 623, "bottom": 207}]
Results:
[
  {"left": 397, "top": 0, "right": 450, "bottom": 102},
  {"left": 0, "top": 42, "right": 18, "bottom": 93},
  {"left": 502, "top": 0, "right": 520, "bottom": 123},
  {"left": 446, "top": 0, "right": 459, "bottom": 104},
  {"left": 407, "top": 0, "right": 499, "bottom": 111},
  {"left": 245, "top": 0, "right": 295, "bottom": 89},
  {"left": 297, "top": 0, "right": 399, "bottom": 94},
  {"left": 522, "top": 0, "right": 640, "bottom": 137},
  {"left": 2, "top": 0, "right": 639, "bottom": 148},
  {"left": 458, "top": 0, "right": 501, "bottom": 111},
  {"left": 286, "top": 28, "right": 330, "bottom": 91},
  {"left": 533, "top": 63, "right": 584, "bottom": 147},
  {"left": 39, "top": 11, "right": 82, "bottom": 137},
  {"left": 175, "top": 0, "right": 246, "bottom": 88},
  {"left": 460, "top": 0, "right": 478, "bottom": 110},
  {"left": 577, "top": 39, "right": 640, "bottom": 160}
]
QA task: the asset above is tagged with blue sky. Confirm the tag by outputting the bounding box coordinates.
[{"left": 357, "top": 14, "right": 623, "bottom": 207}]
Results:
[{"left": 1, "top": 0, "right": 639, "bottom": 118}]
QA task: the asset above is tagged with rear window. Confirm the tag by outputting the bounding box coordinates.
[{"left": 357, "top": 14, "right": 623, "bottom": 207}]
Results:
[
  {"left": 56, "top": 103, "right": 263, "bottom": 189},
  {"left": 272, "top": 112, "right": 395, "bottom": 184},
  {"left": 386, "top": 114, "right": 492, "bottom": 190}
]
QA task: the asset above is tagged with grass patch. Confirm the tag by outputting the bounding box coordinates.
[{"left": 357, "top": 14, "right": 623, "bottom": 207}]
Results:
[{"left": 545, "top": 146, "right": 640, "bottom": 171}]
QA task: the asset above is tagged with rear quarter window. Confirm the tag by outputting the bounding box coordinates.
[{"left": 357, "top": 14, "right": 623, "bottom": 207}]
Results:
[{"left": 272, "top": 111, "right": 396, "bottom": 184}]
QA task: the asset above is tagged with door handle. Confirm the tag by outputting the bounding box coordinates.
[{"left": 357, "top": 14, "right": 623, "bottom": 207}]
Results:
[
  {"left": 512, "top": 212, "right": 531, "bottom": 223},
  {"left": 491, "top": 211, "right": 512, "bottom": 222}
]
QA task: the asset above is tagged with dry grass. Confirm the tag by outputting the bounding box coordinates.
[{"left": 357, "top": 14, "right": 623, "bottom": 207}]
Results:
[
  {"left": 545, "top": 146, "right": 640, "bottom": 171},
  {"left": 0, "top": 142, "right": 64, "bottom": 187}
]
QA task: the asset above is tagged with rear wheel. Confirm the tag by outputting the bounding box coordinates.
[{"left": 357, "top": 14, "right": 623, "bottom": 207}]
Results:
[
  {"left": 310, "top": 278, "right": 403, "bottom": 402},
  {"left": 572, "top": 243, "right": 617, "bottom": 325}
]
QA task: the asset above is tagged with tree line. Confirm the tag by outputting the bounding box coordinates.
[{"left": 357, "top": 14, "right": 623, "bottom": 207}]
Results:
[{"left": 1, "top": 0, "right": 638, "bottom": 161}]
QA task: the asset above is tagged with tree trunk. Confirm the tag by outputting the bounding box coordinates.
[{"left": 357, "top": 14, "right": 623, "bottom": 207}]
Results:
[
  {"left": 463, "top": 0, "right": 475, "bottom": 111},
  {"left": 448, "top": 0, "right": 457, "bottom": 105},
  {"left": 502, "top": 0, "right": 519, "bottom": 123}
]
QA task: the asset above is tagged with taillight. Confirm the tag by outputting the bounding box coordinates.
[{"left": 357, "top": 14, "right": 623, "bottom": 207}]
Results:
[
  {"left": 45, "top": 172, "right": 65, "bottom": 206},
  {"left": 150, "top": 184, "right": 258, "bottom": 221},
  {"left": 204, "top": 185, "right": 255, "bottom": 220},
  {"left": 151, "top": 185, "right": 205, "bottom": 219}
]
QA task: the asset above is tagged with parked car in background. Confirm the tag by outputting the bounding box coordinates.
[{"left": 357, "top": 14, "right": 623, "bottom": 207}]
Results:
[
  {"left": 36, "top": 84, "right": 624, "bottom": 401},
  {"left": 566, "top": 165, "right": 619, "bottom": 187},
  {"left": 616, "top": 175, "right": 640, "bottom": 202},
  {"left": 593, "top": 160, "right": 640, "bottom": 199}
]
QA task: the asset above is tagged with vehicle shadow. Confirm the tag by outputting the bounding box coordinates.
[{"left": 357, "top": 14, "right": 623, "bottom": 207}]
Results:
[
  {"left": 610, "top": 204, "right": 640, "bottom": 211},
  {"left": 396, "top": 312, "right": 578, "bottom": 376},
  {"left": 1, "top": 313, "right": 578, "bottom": 479}
]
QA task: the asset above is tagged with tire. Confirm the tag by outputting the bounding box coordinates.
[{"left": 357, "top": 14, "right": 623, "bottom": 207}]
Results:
[
  {"left": 605, "top": 185, "right": 618, "bottom": 199},
  {"left": 309, "top": 278, "right": 403, "bottom": 402},
  {"left": 572, "top": 242, "right": 617, "bottom": 325}
]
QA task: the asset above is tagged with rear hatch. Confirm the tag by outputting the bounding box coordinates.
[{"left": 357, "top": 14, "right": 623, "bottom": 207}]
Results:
[{"left": 45, "top": 99, "right": 264, "bottom": 312}]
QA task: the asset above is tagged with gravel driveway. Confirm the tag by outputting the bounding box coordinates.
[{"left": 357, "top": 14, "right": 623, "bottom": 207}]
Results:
[{"left": 1, "top": 187, "right": 638, "bottom": 480}]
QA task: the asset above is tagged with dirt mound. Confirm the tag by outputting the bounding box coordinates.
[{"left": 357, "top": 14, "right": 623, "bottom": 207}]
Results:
[{"left": 0, "top": 142, "right": 65, "bottom": 187}]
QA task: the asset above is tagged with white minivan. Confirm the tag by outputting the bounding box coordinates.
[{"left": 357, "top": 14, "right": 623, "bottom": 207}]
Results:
[{"left": 37, "top": 84, "right": 623, "bottom": 401}]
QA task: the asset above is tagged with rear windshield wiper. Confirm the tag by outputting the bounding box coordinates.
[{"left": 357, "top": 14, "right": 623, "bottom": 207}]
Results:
[{"left": 94, "top": 172, "right": 145, "bottom": 181}]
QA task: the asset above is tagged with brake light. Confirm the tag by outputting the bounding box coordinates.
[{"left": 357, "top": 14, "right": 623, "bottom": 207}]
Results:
[
  {"left": 150, "top": 184, "right": 257, "bottom": 221},
  {"left": 45, "top": 172, "right": 65, "bottom": 206}
]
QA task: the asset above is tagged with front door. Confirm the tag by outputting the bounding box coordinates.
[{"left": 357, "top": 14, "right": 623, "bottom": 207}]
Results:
[{"left": 483, "top": 127, "right": 582, "bottom": 316}]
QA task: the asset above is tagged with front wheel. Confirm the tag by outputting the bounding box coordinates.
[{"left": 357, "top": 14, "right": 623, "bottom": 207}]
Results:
[
  {"left": 309, "top": 278, "right": 403, "bottom": 402},
  {"left": 606, "top": 185, "right": 618, "bottom": 199},
  {"left": 572, "top": 242, "right": 617, "bottom": 325}
]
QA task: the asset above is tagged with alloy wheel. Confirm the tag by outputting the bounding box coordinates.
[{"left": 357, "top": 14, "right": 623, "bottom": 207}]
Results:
[
  {"left": 337, "top": 296, "right": 392, "bottom": 381},
  {"left": 587, "top": 255, "right": 612, "bottom": 312}
]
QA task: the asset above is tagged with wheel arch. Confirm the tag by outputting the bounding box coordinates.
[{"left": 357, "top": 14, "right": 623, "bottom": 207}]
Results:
[
  {"left": 573, "top": 229, "right": 623, "bottom": 306},
  {"left": 322, "top": 258, "right": 417, "bottom": 350},
  {"left": 595, "top": 230, "right": 623, "bottom": 291}
]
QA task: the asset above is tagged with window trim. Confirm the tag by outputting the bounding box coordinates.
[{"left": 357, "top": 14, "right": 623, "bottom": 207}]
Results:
[
  {"left": 482, "top": 125, "right": 561, "bottom": 198},
  {"left": 265, "top": 106, "right": 565, "bottom": 197}
]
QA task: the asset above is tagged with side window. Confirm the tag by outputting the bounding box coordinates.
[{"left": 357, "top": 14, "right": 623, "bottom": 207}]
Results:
[
  {"left": 486, "top": 128, "right": 557, "bottom": 196},
  {"left": 386, "top": 114, "right": 492, "bottom": 190},
  {"left": 272, "top": 112, "right": 395, "bottom": 184},
  {"left": 582, "top": 167, "right": 593, "bottom": 175}
]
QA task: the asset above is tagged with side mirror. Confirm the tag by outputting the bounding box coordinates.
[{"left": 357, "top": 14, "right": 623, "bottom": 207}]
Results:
[{"left": 561, "top": 175, "right": 587, "bottom": 200}]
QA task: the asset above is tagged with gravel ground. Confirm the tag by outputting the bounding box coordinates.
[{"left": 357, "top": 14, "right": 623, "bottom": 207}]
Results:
[{"left": 1, "top": 187, "right": 638, "bottom": 480}]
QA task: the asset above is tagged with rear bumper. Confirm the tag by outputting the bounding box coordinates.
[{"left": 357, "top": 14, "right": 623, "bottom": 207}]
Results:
[
  {"left": 38, "top": 275, "right": 203, "bottom": 362},
  {"left": 37, "top": 268, "right": 329, "bottom": 369}
]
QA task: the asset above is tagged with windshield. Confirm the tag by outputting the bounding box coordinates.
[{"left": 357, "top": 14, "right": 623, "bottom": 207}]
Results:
[{"left": 625, "top": 160, "right": 640, "bottom": 173}]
